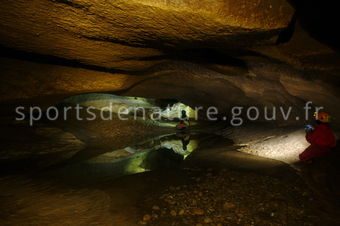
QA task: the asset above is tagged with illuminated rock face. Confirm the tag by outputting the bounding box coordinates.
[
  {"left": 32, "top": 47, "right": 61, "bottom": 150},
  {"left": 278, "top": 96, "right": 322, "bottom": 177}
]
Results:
[
  {"left": 0, "top": 58, "right": 138, "bottom": 102},
  {"left": 0, "top": 0, "right": 339, "bottom": 126},
  {"left": 0, "top": 0, "right": 293, "bottom": 69}
]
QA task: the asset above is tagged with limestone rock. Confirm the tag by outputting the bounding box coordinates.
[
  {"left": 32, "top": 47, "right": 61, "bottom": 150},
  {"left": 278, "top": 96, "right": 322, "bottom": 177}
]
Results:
[{"left": 0, "top": 0, "right": 294, "bottom": 70}]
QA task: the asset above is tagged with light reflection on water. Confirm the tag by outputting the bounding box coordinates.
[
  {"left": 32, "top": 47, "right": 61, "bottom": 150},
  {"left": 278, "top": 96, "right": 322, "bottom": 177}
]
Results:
[{"left": 53, "top": 132, "right": 202, "bottom": 182}]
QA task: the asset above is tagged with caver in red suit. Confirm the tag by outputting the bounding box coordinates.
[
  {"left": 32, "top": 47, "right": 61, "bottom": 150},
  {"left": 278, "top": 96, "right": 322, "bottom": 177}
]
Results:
[{"left": 299, "top": 113, "right": 336, "bottom": 162}]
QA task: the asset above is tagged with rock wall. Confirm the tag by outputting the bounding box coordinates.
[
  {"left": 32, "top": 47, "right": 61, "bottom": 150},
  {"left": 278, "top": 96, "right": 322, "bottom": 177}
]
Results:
[{"left": 0, "top": 0, "right": 339, "bottom": 126}]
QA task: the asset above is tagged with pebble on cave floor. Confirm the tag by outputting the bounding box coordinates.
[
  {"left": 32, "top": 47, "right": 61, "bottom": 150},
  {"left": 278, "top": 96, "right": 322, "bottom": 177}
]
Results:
[{"left": 138, "top": 168, "right": 323, "bottom": 226}]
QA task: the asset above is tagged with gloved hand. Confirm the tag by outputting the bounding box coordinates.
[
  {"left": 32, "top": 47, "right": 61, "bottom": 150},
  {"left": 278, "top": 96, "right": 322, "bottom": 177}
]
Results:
[{"left": 305, "top": 124, "right": 314, "bottom": 133}]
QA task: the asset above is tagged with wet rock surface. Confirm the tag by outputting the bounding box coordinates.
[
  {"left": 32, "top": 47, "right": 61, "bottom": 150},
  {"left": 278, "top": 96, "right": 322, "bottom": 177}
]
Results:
[
  {"left": 138, "top": 168, "right": 326, "bottom": 225},
  {"left": 0, "top": 135, "right": 339, "bottom": 226},
  {"left": 0, "top": 109, "right": 173, "bottom": 172}
]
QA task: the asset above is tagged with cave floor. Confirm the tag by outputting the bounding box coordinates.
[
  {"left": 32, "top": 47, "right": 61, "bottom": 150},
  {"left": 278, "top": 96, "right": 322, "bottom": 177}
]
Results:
[{"left": 1, "top": 131, "right": 339, "bottom": 226}]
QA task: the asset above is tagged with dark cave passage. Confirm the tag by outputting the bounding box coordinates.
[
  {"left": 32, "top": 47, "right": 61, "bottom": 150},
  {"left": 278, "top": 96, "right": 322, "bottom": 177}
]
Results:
[{"left": 1, "top": 0, "right": 340, "bottom": 225}]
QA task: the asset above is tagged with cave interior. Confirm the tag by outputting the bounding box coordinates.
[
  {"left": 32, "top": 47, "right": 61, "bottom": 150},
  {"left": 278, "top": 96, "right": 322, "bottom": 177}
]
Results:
[{"left": 0, "top": 0, "right": 340, "bottom": 225}]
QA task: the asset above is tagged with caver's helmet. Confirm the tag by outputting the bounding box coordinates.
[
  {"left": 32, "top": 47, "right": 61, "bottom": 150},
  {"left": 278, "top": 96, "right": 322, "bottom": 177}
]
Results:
[{"left": 314, "top": 111, "right": 331, "bottom": 123}]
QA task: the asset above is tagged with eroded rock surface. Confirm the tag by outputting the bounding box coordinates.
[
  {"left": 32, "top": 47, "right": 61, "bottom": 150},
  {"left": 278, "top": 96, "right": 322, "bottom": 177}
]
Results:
[
  {"left": 0, "top": 0, "right": 339, "bottom": 158},
  {"left": 0, "top": 0, "right": 293, "bottom": 68}
]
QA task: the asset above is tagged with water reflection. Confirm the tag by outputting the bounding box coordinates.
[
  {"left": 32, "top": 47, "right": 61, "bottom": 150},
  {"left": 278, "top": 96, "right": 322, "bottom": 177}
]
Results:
[
  {"left": 53, "top": 132, "right": 200, "bottom": 182},
  {"left": 63, "top": 93, "right": 197, "bottom": 121}
]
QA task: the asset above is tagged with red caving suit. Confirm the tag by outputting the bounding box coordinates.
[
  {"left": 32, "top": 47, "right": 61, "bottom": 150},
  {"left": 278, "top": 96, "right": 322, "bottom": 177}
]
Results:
[{"left": 299, "top": 124, "right": 337, "bottom": 162}]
